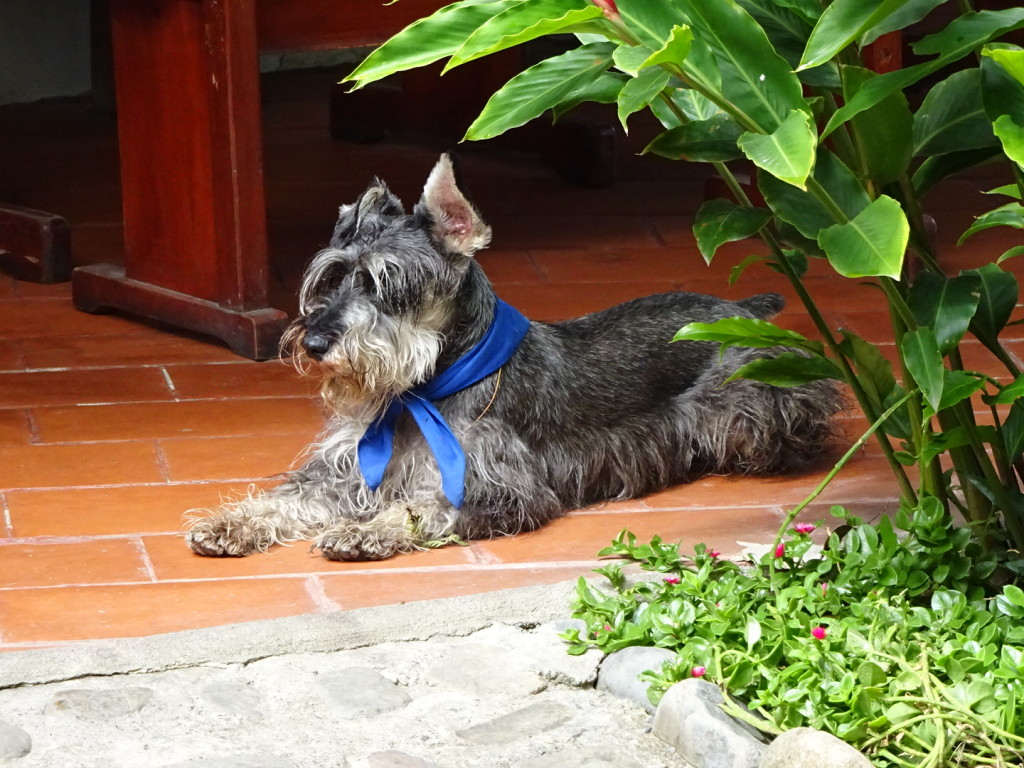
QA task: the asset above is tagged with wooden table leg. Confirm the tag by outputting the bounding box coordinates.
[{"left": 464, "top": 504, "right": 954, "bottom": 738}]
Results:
[
  {"left": 73, "top": 0, "right": 288, "bottom": 359},
  {"left": 0, "top": 204, "right": 71, "bottom": 283}
]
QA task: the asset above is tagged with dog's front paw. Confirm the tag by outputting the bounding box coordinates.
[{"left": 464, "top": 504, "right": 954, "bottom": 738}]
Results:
[
  {"left": 314, "top": 522, "right": 408, "bottom": 562},
  {"left": 186, "top": 514, "right": 276, "bottom": 557}
]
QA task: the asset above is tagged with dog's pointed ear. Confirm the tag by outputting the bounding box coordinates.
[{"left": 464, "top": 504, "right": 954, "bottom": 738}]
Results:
[
  {"left": 417, "top": 154, "right": 491, "bottom": 255},
  {"left": 328, "top": 203, "right": 357, "bottom": 248}
]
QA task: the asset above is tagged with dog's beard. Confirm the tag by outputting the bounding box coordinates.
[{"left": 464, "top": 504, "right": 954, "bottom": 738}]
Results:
[{"left": 281, "top": 313, "right": 446, "bottom": 417}]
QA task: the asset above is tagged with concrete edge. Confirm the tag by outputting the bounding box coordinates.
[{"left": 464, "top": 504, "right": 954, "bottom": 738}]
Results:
[{"left": 0, "top": 579, "right": 587, "bottom": 690}]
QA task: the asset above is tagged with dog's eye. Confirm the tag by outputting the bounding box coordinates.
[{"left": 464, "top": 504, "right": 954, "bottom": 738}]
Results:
[{"left": 358, "top": 270, "right": 377, "bottom": 295}]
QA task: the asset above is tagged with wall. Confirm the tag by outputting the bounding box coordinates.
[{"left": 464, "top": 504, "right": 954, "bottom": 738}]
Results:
[{"left": 0, "top": 0, "right": 92, "bottom": 105}]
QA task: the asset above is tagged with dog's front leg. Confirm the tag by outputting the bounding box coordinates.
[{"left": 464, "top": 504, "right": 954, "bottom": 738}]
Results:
[{"left": 313, "top": 498, "right": 458, "bottom": 561}]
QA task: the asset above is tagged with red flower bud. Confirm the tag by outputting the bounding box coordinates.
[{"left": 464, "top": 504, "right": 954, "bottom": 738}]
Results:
[
  {"left": 691, "top": 665, "right": 707, "bottom": 678},
  {"left": 811, "top": 626, "right": 827, "bottom": 640}
]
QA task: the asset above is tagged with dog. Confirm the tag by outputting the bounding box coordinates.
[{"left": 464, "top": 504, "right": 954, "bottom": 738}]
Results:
[{"left": 185, "top": 155, "right": 841, "bottom": 562}]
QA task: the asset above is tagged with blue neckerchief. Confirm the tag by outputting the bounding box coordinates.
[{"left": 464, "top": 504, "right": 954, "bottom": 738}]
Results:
[{"left": 357, "top": 299, "right": 530, "bottom": 508}]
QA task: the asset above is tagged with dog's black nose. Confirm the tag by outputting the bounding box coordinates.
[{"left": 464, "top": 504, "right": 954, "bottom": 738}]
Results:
[{"left": 302, "top": 333, "right": 331, "bottom": 360}]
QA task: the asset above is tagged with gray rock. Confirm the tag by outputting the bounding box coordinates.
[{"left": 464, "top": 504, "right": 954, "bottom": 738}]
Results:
[
  {"left": 653, "top": 679, "right": 765, "bottom": 768},
  {"left": 49, "top": 687, "right": 154, "bottom": 719},
  {"left": 363, "top": 751, "right": 441, "bottom": 768},
  {"left": 456, "top": 700, "right": 576, "bottom": 745},
  {"left": 167, "top": 758, "right": 296, "bottom": 768},
  {"left": 0, "top": 720, "right": 31, "bottom": 760},
  {"left": 201, "top": 680, "right": 263, "bottom": 716},
  {"left": 760, "top": 727, "right": 872, "bottom": 768},
  {"left": 518, "top": 746, "right": 644, "bottom": 767},
  {"left": 426, "top": 643, "right": 547, "bottom": 696},
  {"left": 596, "top": 646, "right": 676, "bottom": 713},
  {"left": 320, "top": 667, "right": 411, "bottom": 718}
]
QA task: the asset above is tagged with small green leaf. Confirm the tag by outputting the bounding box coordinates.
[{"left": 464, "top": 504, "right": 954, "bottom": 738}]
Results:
[
  {"left": 912, "top": 147, "right": 1004, "bottom": 196},
  {"left": 643, "top": 116, "right": 744, "bottom": 162},
  {"left": 729, "top": 254, "right": 766, "bottom": 286},
  {"left": 345, "top": 0, "right": 522, "bottom": 88},
  {"left": 902, "top": 326, "right": 945, "bottom": 414},
  {"left": 673, "top": 316, "right": 820, "bottom": 353},
  {"left": 693, "top": 199, "right": 772, "bottom": 263},
  {"left": 465, "top": 43, "right": 616, "bottom": 141},
  {"left": 958, "top": 203, "right": 1024, "bottom": 244},
  {"left": 817, "top": 195, "right": 908, "bottom": 279},
  {"left": 965, "top": 262, "right": 1018, "bottom": 345},
  {"left": 617, "top": 68, "right": 670, "bottom": 132},
  {"left": 737, "top": 110, "right": 817, "bottom": 190},
  {"left": 726, "top": 352, "right": 844, "bottom": 387},
  {"left": 844, "top": 65, "right": 914, "bottom": 184},
  {"left": 989, "top": 374, "right": 1024, "bottom": 405},
  {"left": 639, "top": 24, "right": 693, "bottom": 69},
  {"left": 913, "top": 69, "right": 997, "bottom": 156},
  {"left": 613, "top": 44, "right": 656, "bottom": 77},
  {"left": 993, "top": 114, "right": 1024, "bottom": 168},
  {"left": 446, "top": 0, "right": 604, "bottom": 71},
  {"left": 936, "top": 369, "right": 986, "bottom": 414},
  {"left": 999, "top": 245, "right": 1024, "bottom": 264},
  {"left": 986, "top": 183, "right": 1023, "bottom": 199}
]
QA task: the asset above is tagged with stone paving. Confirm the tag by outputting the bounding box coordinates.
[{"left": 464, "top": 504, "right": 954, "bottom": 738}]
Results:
[{"left": 0, "top": 582, "right": 686, "bottom": 768}]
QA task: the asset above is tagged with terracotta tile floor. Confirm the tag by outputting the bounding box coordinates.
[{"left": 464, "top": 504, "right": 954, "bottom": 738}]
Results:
[{"left": 0, "top": 68, "right": 1020, "bottom": 650}]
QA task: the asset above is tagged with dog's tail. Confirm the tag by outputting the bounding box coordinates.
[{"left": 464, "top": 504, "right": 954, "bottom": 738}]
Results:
[{"left": 737, "top": 292, "right": 785, "bottom": 320}]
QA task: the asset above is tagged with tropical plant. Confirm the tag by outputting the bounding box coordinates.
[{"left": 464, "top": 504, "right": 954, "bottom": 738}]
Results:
[{"left": 344, "top": 0, "right": 1024, "bottom": 556}]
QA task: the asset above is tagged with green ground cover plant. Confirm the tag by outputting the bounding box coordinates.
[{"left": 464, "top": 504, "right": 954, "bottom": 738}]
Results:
[{"left": 344, "top": 0, "right": 1024, "bottom": 763}]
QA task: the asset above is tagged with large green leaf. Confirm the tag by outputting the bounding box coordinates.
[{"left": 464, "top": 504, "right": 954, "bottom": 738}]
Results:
[
  {"left": 760, "top": 149, "right": 871, "bottom": 239},
  {"left": 639, "top": 24, "right": 694, "bottom": 69},
  {"left": 821, "top": 8, "right": 1024, "bottom": 138},
  {"left": 673, "top": 316, "right": 821, "bottom": 353},
  {"left": 936, "top": 369, "right": 986, "bottom": 414},
  {"left": 650, "top": 88, "right": 722, "bottom": 126},
  {"left": 839, "top": 330, "right": 898, "bottom": 418},
  {"left": 982, "top": 49, "right": 1024, "bottom": 167},
  {"left": 965, "top": 262, "right": 1018, "bottom": 346},
  {"left": 677, "top": 0, "right": 810, "bottom": 133},
  {"left": 1004, "top": 400, "right": 1024, "bottom": 461},
  {"left": 616, "top": 0, "right": 684, "bottom": 49},
  {"left": 798, "top": 0, "right": 911, "bottom": 71},
  {"left": 994, "top": 115, "right": 1024, "bottom": 168},
  {"left": 643, "top": 115, "right": 744, "bottom": 162},
  {"left": 344, "top": 0, "right": 521, "bottom": 88},
  {"left": 553, "top": 70, "right": 628, "bottom": 119},
  {"left": 958, "top": 203, "right": 1024, "bottom": 244},
  {"left": 612, "top": 44, "right": 656, "bottom": 77},
  {"left": 446, "top": 0, "right": 603, "bottom": 71},
  {"left": 737, "top": 110, "right": 817, "bottom": 189},
  {"left": 902, "top": 326, "right": 945, "bottom": 415},
  {"left": 986, "top": 45, "right": 1024, "bottom": 85},
  {"left": 726, "top": 352, "right": 843, "bottom": 386},
  {"left": 843, "top": 66, "right": 913, "bottom": 184},
  {"left": 913, "top": 69, "right": 997, "bottom": 157},
  {"left": 988, "top": 373, "right": 1024, "bottom": 405},
  {"left": 465, "top": 43, "right": 616, "bottom": 140},
  {"left": 816, "top": 195, "right": 908, "bottom": 279},
  {"left": 692, "top": 199, "right": 772, "bottom": 263},
  {"left": 617, "top": 68, "right": 670, "bottom": 131},
  {"left": 907, "top": 271, "right": 982, "bottom": 356}
]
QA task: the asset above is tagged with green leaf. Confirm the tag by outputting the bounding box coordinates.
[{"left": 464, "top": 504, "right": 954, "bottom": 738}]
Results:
[
  {"left": 465, "top": 43, "right": 616, "bottom": 140},
  {"left": 693, "top": 199, "right": 772, "bottom": 263},
  {"left": 907, "top": 271, "right": 982, "bottom": 355},
  {"left": 912, "top": 147, "right": 1003, "bottom": 196},
  {"left": 839, "top": 330, "right": 898, "bottom": 417},
  {"left": 799, "top": 0, "right": 911, "bottom": 72},
  {"left": 988, "top": 374, "right": 1024, "bottom": 405},
  {"left": 729, "top": 254, "right": 766, "bottom": 286},
  {"left": 617, "top": 68, "right": 670, "bottom": 132},
  {"left": 902, "top": 327, "right": 945, "bottom": 414},
  {"left": 613, "top": 44, "right": 656, "bottom": 77},
  {"left": 959, "top": 202, "right": 1024, "bottom": 244},
  {"left": 936, "top": 369, "right": 986, "bottom": 414},
  {"left": 677, "top": 0, "right": 810, "bottom": 132},
  {"left": 999, "top": 245, "right": 1024, "bottom": 264},
  {"left": 616, "top": 0, "right": 681, "bottom": 49},
  {"left": 553, "top": 71, "right": 629, "bottom": 120},
  {"left": 673, "top": 316, "right": 820, "bottom": 353},
  {"left": 1004, "top": 400, "right": 1024, "bottom": 460},
  {"left": 844, "top": 66, "right": 914, "bottom": 184},
  {"left": 643, "top": 115, "right": 744, "bottom": 162},
  {"left": 965, "top": 262, "right": 1018, "bottom": 345},
  {"left": 987, "top": 183, "right": 1023, "bottom": 199},
  {"left": 760, "top": 150, "right": 871, "bottom": 240},
  {"left": 913, "top": 69, "right": 997, "bottom": 156},
  {"left": 446, "top": 0, "right": 604, "bottom": 71},
  {"left": 822, "top": 8, "right": 1024, "bottom": 138},
  {"left": 860, "top": 0, "right": 947, "bottom": 46},
  {"left": 639, "top": 24, "right": 694, "bottom": 69},
  {"left": 737, "top": 110, "right": 817, "bottom": 190},
  {"left": 817, "top": 195, "right": 908, "bottom": 279},
  {"left": 726, "top": 352, "right": 844, "bottom": 386},
  {"left": 993, "top": 114, "right": 1024, "bottom": 168},
  {"left": 345, "top": 0, "right": 522, "bottom": 88}
]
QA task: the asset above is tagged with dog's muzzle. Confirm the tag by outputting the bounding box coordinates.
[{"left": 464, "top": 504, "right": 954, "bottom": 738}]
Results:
[{"left": 301, "top": 332, "right": 332, "bottom": 361}]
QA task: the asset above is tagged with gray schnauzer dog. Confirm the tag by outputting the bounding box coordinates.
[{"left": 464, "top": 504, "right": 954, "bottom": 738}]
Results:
[{"left": 186, "top": 155, "right": 841, "bottom": 562}]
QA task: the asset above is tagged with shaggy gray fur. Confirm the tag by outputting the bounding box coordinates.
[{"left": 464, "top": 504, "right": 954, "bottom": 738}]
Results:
[{"left": 186, "top": 155, "right": 841, "bottom": 561}]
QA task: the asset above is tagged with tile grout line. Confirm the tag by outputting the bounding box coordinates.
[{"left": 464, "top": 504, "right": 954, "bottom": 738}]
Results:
[
  {"left": 160, "top": 366, "right": 179, "bottom": 402},
  {"left": 24, "top": 407, "right": 41, "bottom": 445},
  {"left": 305, "top": 574, "right": 343, "bottom": 612},
  {"left": 133, "top": 537, "right": 160, "bottom": 583},
  {"left": 153, "top": 440, "right": 175, "bottom": 484},
  {"left": 0, "top": 493, "right": 12, "bottom": 538}
]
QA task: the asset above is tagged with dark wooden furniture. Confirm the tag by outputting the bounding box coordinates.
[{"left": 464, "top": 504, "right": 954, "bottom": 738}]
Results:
[
  {"left": 73, "top": 0, "right": 442, "bottom": 359},
  {"left": 0, "top": 204, "right": 71, "bottom": 283}
]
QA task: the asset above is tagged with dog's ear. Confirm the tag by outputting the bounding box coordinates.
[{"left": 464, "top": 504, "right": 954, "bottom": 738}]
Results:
[
  {"left": 417, "top": 154, "right": 492, "bottom": 255},
  {"left": 328, "top": 203, "right": 357, "bottom": 248}
]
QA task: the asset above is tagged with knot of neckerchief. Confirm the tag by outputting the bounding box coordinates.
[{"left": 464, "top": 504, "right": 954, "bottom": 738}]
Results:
[{"left": 357, "top": 299, "right": 531, "bottom": 508}]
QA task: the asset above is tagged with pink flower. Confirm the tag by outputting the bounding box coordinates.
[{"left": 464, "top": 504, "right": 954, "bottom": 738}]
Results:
[
  {"left": 811, "top": 626, "right": 827, "bottom": 640},
  {"left": 708, "top": 549, "right": 721, "bottom": 559},
  {"left": 821, "top": 582, "right": 829, "bottom": 597},
  {"left": 774, "top": 542, "right": 785, "bottom": 559},
  {"left": 592, "top": 0, "right": 620, "bottom": 20},
  {"left": 793, "top": 523, "right": 816, "bottom": 535},
  {"left": 663, "top": 577, "right": 680, "bottom": 585},
  {"left": 603, "top": 624, "right": 612, "bottom": 631},
  {"left": 691, "top": 665, "right": 707, "bottom": 678}
]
